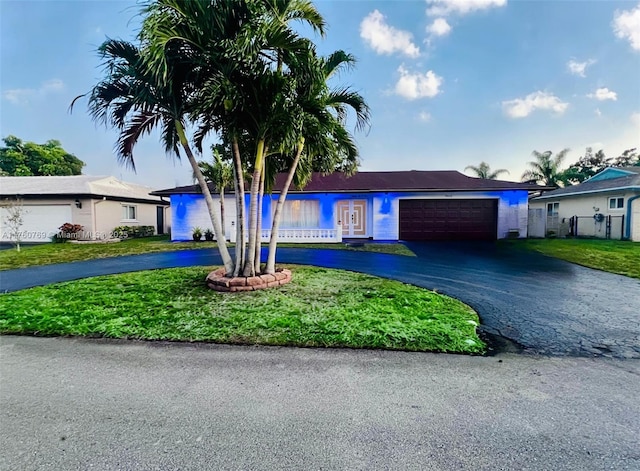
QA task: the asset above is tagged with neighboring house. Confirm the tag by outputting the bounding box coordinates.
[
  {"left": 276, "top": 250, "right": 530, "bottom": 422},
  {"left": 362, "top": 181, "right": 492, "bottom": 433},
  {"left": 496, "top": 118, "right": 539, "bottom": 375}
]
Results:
[
  {"left": 529, "top": 167, "right": 640, "bottom": 241},
  {"left": 152, "top": 171, "right": 545, "bottom": 242},
  {"left": 0, "top": 175, "right": 170, "bottom": 242}
]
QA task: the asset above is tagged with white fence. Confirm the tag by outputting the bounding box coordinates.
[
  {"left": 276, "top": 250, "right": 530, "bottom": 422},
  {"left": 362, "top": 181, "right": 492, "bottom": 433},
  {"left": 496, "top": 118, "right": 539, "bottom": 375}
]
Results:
[{"left": 259, "top": 227, "right": 342, "bottom": 243}]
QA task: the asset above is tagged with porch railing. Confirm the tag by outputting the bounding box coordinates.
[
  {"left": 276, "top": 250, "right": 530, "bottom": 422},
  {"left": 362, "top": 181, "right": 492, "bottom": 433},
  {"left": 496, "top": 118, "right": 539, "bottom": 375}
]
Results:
[{"left": 259, "top": 226, "right": 342, "bottom": 243}]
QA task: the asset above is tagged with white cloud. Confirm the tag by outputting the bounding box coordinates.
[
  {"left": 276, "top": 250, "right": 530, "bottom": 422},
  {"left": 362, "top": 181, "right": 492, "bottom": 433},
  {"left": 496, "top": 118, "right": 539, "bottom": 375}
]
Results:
[
  {"left": 587, "top": 87, "right": 617, "bottom": 101},
  {"left": 2, "top": 79, "right": 65, "bottom": 105},
  {"left": 427, "top": 18, "right": 451, "bottom": 37},
  {"left": 502, "top": 91, "right": 568, "bottom": 118},
  {"left": 360, "top": 10, "right": 420, "bottom": 58},
  {"left": 426, "top": 0, "right": 507, "bottom": 16},
  {"left": 418, "top": 111, "right": 432, "bottom": 122},
  {"left": 631, "top": 112, "right": 640, "bottom": 128},
  {"left": 567, "top": 59, "right": 596, "bottom": 77},
  {"left": 595, "top": 108, "right": 602, "bottom": 117},
  {"left": 395, "top": 66, "right": 443, "bottom": 100},
  {"left": 613, "top": 3, "right": 640, "bottom": 51}
]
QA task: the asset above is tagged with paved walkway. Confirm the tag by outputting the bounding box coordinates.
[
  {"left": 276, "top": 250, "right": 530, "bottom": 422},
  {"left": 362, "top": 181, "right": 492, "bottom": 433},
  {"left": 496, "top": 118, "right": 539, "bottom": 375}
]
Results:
[
  {"left": 1, "top": 243, "right": 639, "bottom": 358},
  {"left": 1, "top": 336, "right": 639, "bottom": 471}
]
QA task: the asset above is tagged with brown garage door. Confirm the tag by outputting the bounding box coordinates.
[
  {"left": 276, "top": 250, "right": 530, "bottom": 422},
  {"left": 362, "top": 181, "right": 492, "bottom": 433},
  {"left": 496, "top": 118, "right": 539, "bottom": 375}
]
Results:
[{"left": 399, "top": 199, "right": 498, "bottom": 241}]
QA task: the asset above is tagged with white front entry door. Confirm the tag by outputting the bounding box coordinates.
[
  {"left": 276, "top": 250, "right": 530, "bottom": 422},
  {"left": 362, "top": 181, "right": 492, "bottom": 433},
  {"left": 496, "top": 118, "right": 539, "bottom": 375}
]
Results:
[{"left": 336, "top": 200, "right": 367, "bottom": 237}]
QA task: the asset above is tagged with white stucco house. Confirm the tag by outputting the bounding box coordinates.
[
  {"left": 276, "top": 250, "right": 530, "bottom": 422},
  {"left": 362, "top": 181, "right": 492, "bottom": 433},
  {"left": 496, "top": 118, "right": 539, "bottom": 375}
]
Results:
[
  {"left": 152, "top": 170, "right": 546, "bottom": 242},
  {"left": 528, "top": 167, "right": 640, "bottom": 241},
  {"left": 0, "top": 175, "right": 170, "bottom": 242}
]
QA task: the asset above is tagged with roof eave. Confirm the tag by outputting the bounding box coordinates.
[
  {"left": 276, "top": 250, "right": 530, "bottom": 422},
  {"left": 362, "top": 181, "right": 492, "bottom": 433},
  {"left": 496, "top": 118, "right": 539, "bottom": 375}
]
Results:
[{"left": 532, "top": 185, "right": 640, "bottom": 200}]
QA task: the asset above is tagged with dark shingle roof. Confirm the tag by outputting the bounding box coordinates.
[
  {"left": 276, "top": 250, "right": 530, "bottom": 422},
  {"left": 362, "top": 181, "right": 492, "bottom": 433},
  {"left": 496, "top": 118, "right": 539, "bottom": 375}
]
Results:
[
  {"left": 533, "top": 173, "right": 640, "bottom": 200},
  {"left": 152, "top": 171, "right": 547, "bottom": 196}
]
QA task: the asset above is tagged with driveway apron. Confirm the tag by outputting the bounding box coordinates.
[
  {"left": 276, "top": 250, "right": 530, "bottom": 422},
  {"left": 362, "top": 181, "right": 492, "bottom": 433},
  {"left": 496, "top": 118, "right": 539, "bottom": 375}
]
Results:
[{"left": 1, "top": 243, "right": 638, "bottom": 358}]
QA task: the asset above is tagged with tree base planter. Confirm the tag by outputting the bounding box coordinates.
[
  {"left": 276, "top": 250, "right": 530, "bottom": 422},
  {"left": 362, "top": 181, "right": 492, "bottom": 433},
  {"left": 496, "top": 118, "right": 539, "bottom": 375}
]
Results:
[{"left": 206, "top": 267, "right": 292, "bottom": 292}]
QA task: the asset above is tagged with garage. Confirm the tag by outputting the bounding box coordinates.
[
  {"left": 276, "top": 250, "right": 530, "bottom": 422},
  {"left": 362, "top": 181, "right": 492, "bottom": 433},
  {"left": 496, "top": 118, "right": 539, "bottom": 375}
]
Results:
[
  {"left": 1, "top": 204, "right": 72, "bottom": 243},
  {"left": 399, "top": 199, "right": 498, "bottom": 241}
]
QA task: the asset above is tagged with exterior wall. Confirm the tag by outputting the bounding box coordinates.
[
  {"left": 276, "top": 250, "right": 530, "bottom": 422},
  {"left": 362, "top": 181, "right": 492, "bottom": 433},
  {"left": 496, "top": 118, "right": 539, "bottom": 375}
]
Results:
[
  {"left": 530, "top": 190, "right": 638, "bottom": 240},
  {"left": 94, "top": 200, "right": 163, "bottom": 239},
  {"left": 171, "top": 189, "right": 530, "bottom": 241},
  {"left": 170, "top": 194, "right": 237, "bottom": 241},
  {"left": 371, "top": 190, "right": 529, "bottom": 240},
  {"left": 631, "top": 198, "right": 640, "bottom": 242},
  {"left": 1, "top": 196, "right": 168, "bottom": 242}
]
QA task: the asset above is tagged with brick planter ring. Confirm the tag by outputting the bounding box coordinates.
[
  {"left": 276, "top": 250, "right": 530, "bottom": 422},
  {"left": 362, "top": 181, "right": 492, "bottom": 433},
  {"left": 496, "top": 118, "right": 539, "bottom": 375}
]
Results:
[{"left": 206, "top": 267, "right": 292, "bottom": 292}]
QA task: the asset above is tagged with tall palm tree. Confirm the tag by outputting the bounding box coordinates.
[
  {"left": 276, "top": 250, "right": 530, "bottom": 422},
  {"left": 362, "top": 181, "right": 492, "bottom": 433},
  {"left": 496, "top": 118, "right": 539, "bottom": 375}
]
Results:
[
  {"left": 521, "top": 149, "right": 570, "bottom": 187},
  {"left": 464, "top": 162, "right": 509, "bottom": 180},
  {"left": 71, "top": 38, "right": 234, "bottom": 273},
  {"left": 265, "top": 50, "right": 369, "bottom": 274},
  {"left": 140, "top": 0, "right": 334, "bottom": 277}
]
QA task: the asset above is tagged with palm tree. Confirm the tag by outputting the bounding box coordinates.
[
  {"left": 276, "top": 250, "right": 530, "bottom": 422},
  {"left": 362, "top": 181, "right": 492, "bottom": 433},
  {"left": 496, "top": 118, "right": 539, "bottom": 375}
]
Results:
[
  {"left": 71, "top": 38, "right": 234, "bottom": 273},
  {"left": 464, "top": 162, "right": 509, "bottom": 180},
  {"left": 194, "top": 146, "right": 233, "bottom": 236},
  {"left": 140, "top": 0, "right": 335, "bottom": 277},
  {"left": 265, "top": 50, "right": 369, "bottom": 274},
  {"left": 521, "top": 149, "right": 570, "bottom": 187}
]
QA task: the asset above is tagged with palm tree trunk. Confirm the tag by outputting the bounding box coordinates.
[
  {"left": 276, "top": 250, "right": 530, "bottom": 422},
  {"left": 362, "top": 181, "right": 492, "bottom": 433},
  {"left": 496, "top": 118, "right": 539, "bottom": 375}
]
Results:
[
  {"left": 219, "top": 187, "right": 225, "bottom": 238},
  {"left": 175, "top": 120, "right": 234, "bottom": 275},
  {"left": 254, "top": 158, "right": 265, "bottom": 274},
  {"left": 243, "top": 139, "right": 265, "bottom": 277},
  {"left": 265, "top": 138, "right": 304, "bottom": 274},
  {"left": 232, "top": 136, "right": 245, "bottom": 277}
]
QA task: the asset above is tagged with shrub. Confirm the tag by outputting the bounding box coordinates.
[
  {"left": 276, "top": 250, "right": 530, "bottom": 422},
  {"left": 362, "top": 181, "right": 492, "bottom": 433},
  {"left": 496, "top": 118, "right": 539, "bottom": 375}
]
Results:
[
  {"left": 204, "top": 228, "right": 214, "bottom": 241},
  {"left": 113, "top": 225, "right": 155, "bottom": 239},
  {"left": 53, "top": 223, "right": 84, "bottom": 242},
  {"left": 192, "top": 227, "right": 203, "bottom": 241}
]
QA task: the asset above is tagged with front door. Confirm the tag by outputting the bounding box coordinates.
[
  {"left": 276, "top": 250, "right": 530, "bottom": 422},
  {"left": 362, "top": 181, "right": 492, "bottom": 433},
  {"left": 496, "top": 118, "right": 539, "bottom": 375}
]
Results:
[{"left": 336, "top": 200, "right": 367, "bottom": 237}]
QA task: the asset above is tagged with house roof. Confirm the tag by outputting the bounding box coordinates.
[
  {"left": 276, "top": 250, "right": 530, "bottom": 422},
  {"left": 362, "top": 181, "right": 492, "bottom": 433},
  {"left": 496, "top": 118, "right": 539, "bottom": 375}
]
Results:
[
  {"left": 532, "top": 172, "right": 640, "bottom": 201},
  {"left": 0, "top": 175, "right": 167, "bottom": 204},
  {"left": 152, "top": 170, "right": 548, "bottom": 196}
]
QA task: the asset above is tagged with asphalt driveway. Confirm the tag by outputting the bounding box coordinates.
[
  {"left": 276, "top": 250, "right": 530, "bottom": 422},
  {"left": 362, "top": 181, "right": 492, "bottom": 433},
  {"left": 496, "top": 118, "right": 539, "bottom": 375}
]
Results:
[{"left": 1, "top": 242, "right": 638, "bottom": 358}]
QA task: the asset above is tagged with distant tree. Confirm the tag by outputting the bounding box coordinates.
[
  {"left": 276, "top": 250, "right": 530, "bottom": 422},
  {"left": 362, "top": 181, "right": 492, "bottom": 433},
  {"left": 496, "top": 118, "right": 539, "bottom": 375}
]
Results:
[
  {"left": 521, "top": 149, "right": 570, "bottom": 188},
  {"left": 610, "top": 148, "right": 639, "bottom": 167},
  {"left": 559, "top": 147, "right": 608, "bottom": 185},
  {"left": 464, "top": 161, "right": 510, "bottom": 180},
  {"left": 0, "top": 136, "right": 85, "bottom": 176},
  {"left": 559, "top": 147, "right": 639, "bottom": 186}
]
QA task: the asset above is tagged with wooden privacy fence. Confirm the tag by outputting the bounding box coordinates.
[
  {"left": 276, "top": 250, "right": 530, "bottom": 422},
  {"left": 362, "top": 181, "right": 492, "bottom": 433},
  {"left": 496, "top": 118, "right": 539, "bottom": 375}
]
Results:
[{"left": 568, "top": 215, "right": 625, "bottom": 240}]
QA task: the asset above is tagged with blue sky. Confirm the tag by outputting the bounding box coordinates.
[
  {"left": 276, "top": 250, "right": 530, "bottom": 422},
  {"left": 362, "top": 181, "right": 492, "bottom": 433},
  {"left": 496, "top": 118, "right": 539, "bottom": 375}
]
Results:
[{"left": 1, "top": 0, "right": 639, "bottom": 189}]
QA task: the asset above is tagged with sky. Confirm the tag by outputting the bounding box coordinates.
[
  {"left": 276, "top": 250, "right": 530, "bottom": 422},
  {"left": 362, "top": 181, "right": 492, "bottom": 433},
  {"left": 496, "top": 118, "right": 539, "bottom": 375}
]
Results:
[{"left": 1, "top": 0, "right": 639, "bottom": 190}]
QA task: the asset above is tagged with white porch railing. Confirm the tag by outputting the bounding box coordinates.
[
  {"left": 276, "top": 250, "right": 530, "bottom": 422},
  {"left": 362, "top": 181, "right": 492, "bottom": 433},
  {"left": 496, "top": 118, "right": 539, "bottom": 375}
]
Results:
[{"left": 259, "top": 226, "right": 342, "bottom": 243}]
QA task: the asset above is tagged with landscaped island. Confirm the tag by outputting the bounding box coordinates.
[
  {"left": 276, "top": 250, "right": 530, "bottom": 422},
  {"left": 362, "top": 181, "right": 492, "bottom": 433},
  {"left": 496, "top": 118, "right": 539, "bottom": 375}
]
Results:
[{"left": 0, "top": 266, "right": 485, "bottom": 354}]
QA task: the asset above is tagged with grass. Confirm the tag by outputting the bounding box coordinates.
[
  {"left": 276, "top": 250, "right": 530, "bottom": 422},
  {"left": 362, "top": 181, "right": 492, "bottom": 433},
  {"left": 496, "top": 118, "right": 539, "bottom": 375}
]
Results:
[
  {"left": 508, "top": 238, "right": 640, "bottom": 279},
  {"left": 0, "top": 236, "right": 414, "bottom": 270},
  {"left": 0, "top": 265, "right": 484, "bottom": 354}
]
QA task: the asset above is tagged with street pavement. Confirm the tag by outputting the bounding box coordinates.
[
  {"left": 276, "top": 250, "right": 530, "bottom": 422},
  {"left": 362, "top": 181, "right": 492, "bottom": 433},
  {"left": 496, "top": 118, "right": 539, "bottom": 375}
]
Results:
[{"left": 1, "top": 336, "right": 639, "bottom": 471}]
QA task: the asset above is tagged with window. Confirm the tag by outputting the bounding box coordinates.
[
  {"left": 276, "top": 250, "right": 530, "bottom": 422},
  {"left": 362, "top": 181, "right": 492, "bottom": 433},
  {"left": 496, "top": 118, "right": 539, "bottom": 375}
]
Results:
[
  {"left": 122, "top": 205, "right": 137, "bottom": 221},
  {"left": 546, "top": 202, "right": 559, "bottom": 216},
  {"left": 608, "top": 197, "right": 624, "bottom": 210},
  {"left": 280, "top": 200, "right": 319, "bottom": 228}
]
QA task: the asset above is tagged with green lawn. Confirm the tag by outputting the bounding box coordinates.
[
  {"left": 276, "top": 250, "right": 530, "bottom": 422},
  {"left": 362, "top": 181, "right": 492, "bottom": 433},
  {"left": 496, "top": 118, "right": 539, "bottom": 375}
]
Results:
[
  {"left": 0, "top": 236, "right": 414, "bottom": 270},
  {"left": 509, "top": 238, "right": 640, "bottom": 279},
  {"left": 0, "top": 266, "right": 484, "bottom": 354}
]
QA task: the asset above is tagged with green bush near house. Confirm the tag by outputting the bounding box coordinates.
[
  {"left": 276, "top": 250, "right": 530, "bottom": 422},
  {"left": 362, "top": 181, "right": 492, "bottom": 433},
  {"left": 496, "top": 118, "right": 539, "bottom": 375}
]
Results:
[{"left": 113, "top": 225, "right": 155, "bottom": 239}]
